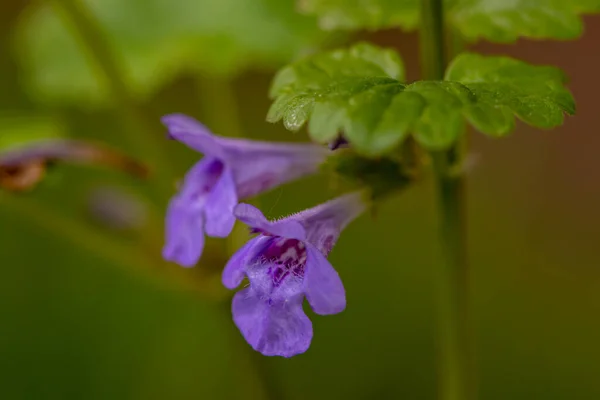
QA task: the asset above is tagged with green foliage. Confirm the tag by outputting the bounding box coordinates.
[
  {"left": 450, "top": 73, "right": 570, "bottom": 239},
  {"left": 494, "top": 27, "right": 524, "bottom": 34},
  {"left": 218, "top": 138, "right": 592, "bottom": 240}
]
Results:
[
  {"left": 267, "top": 42, "right": 408, "bottom": 154},
  {"left": 268, "top": 44, "right": 575, "bottom": 154},
  {"left": 301, "top": 0, "right": 600, "bottom": 42},
  {"left": 445, "top": 53, "right": 576, "bottom": 131},
  {"left": 327, "top": 152, "right": 414, "bottom": 198},
  {"left": 299, "top": 0, "right": 420, "bottom": 31},
  {"left": 451, "top": 0, "right": 600, "bottom": 42},
  {"left": 14, "top": 0, "right": 325, "bottom": 106}
]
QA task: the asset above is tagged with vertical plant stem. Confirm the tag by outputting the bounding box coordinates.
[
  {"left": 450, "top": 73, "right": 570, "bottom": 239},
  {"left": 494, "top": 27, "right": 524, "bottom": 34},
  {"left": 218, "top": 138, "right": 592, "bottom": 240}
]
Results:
[
  {"left": 420, "top": 0, "right": 446, "bottom": 81},
  {"left": 419, "top": 0, "right": 474, "bottom": 399},
  {"left": 50, "top": 0, "right": 173, "bottom": 197},
  {"left": 429, "top": 149, "right": 472, "bottom": 400}
]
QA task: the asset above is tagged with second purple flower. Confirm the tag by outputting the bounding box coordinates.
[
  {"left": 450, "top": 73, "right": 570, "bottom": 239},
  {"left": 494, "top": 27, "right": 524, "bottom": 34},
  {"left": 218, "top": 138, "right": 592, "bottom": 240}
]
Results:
[{"left": 222, "top": 192, "right": 366, "bottom": 357}]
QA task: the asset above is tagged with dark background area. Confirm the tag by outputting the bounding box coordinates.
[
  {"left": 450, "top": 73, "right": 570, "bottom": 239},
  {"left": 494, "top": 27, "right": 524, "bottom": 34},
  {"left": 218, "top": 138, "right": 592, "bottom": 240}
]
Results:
[{"left": 1, "top": 1, "right": 599, "bottom": 399}]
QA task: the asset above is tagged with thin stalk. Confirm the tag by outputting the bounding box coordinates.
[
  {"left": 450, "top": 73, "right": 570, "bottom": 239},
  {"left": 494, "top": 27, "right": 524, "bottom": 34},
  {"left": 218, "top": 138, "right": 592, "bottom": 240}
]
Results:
[
  {"left": 419, "top": 0, "right": 474, "bottom": 399},
  {"left": 429, "top": 150, "right": 472, "bottom": 400}
]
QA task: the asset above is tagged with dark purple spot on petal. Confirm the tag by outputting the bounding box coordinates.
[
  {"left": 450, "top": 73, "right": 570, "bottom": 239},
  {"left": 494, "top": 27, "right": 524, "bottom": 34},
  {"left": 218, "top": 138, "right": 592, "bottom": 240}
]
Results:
[
  {"left": 189, "top": 159, "right": 224, "bottom": 202},
  {"left": 257, "top": 237, "right": 307, "bottom": 287}
]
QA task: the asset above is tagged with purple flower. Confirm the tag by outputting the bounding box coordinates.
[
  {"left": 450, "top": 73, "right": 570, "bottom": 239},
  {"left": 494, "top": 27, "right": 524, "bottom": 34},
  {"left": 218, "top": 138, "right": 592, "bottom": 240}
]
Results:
[
  {"left": 222, "top": 192, "right": 366, "bottom": 357},
  {"left": 162, "top": 114, "right": 329, "bottom": 267}
]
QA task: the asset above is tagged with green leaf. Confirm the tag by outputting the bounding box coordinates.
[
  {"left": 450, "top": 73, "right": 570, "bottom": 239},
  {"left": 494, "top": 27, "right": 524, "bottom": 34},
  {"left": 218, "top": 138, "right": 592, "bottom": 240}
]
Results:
[
  {"left": 268, "top": 42, "right": 406, "bottom": 152},
  {"left": 404, "top": 81, "right": 467, "bottom": 148},
  {"left": 298, "top": 0, "right": 420, "bottom": 31},
  {"left": 14, "top": 0, "right": 326, "bottom": 106},
  {"left": 446, "top": 53, "right": 576, "bottom": 130},
  {"left": 451, "top": 0, "right": 600, "bottom": 42},
  {"left": 269, "top": 42, "right": 404, "bottom": 96},
  {"left": 367, "top": 92, "right": 427, "bottom": 152},
  {"left": 269, "top": 44, "right": 575, "bottom": 155},
  {"left": 301, "top": 0, "right": 600, "bottom": 42}
]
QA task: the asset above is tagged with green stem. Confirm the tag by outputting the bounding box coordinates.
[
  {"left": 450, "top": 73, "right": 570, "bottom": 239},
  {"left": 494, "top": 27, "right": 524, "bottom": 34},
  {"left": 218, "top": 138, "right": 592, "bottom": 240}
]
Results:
[
  {"left": 429, "top": 150, "right": 472, "bottom": 400},
  {"left": 50, "top": 0, "right": 173, "bottom": 197},
  {"left": 420, "top": 0, "right": 474, "bottom": 400},
  {"left": 420, "top": 0, "right": 446, "bottom": 81}
]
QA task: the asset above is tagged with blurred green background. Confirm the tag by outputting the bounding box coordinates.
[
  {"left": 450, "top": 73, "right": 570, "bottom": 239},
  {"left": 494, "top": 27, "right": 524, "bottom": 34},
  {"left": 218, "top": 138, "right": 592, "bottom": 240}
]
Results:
[{"left": 1, "top": 1, "right": 600, "bottom": 399}]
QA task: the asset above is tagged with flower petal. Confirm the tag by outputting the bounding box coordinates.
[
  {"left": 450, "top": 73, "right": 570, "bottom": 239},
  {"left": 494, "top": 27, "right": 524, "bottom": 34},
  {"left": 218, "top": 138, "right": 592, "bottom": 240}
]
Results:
[
  {"left": 303, "top": 220, "right": 339, "bottom": 257},
  {"left": 162, "top": 198, "right": 205, "bottom": 268},
  {"left": 232, "top": 288, "right": 313, "bottom": 357},
  {"left": 204, "top": 166, "right": 237, "bottom": 237},
  {"left": 234, "top": 203, "right": 306, "bottom": 241},
  {"left": 222, "top": 237, "right": 264, "bottom": 289},
  {"left": 294, "top": 192, "right": 366, "bottom": 255},
  {"left": 225, "top": 142, "right": 328, "bottom": 199},
  {"left": 162, "top": 114, "right": 327, "bottom": 199},
  {"left": 303, "top": 244, "right": 346, "bottom": 315},
  {"left": 162, "top": 114, "right": 224, "bottom": 158},
  {"left": 162, "top": 157, "right": 222, "bottom": 267}
]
